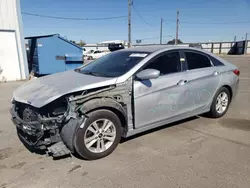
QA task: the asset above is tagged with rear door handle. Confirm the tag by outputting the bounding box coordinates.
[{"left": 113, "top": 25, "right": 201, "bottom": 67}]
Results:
[
  {"left": 213, "top": 71, "right": 220, "bottom": 76},
  {"left": 177, "top": 80, "right": 188, "bottom": 85}
]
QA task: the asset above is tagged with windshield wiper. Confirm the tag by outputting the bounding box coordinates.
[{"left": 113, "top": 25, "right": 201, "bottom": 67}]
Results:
[
  {"left": 74, "top": 68, "right": 81, "bottom": 72},
  {"left": 82, "top": 71, "right": 111, "bottom": 77}
]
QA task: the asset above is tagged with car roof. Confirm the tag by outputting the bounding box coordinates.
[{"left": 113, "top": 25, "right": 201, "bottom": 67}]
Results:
[{"left": 122, "top": 45, "right": 202, "bottom": 53}]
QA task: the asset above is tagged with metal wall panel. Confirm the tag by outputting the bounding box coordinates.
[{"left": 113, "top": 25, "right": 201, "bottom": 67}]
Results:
[
  {"left": 213, "top": 43, "right": 220, "bottom": 48},
  {"left": 221, "top": 43, "right": 232, "bottom": 48},
  {"left": 36, "top": 35, "right": 83, "bottom": 74},
  {"left": 221, "top": 48, "right": 230, "bottom": 54},
  {"left": 0, "top": 0, "right": 28, "bottom": 80},
  {"left": 202, "top": 43, "right": 212, "bottom": 48},
  {"left": 213, "top": 48, "right": 220, "bottom": 53},
  {"left": 0, "top": 31, "right": 21, "bottom": 81}
]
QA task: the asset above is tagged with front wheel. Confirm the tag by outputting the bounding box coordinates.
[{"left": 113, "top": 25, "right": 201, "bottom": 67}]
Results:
[
  {"left": 73, "top": 109, "right": 121, "bottom": 160},
  {"left": 207, "top": 87, "right": 231, "bottom": 118}
]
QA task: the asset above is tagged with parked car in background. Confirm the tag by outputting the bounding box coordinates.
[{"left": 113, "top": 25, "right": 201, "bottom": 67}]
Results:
[
  {"left": 83, "top": 49, "right": 94, "bottom": 59},
  {"left": 108, "top": 43, "right": 125, "bottom": 52},
  {"left": 84, "top": 50, "right": 110, "bottom": 60},
  {"left": 11, "top": 46, "right": 239, "bottom": 160},
  {"left": 189, "top": 43, "right": 203, "bottom": 49}
]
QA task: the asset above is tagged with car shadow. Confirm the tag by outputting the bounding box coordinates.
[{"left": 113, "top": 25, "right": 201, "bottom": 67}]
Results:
[
  {"left": 72, "top": 117, "right": 200, "bottom": 161},
  {"left": 120, "top": 116, "right": 199, "bottom": 143},
  {"left": 17, "top": 116, "right": 200, "bottom": 160}
]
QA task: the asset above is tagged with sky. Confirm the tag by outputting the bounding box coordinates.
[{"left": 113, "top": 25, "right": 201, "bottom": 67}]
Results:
[{"left": 20, "top": 0, "right": 250, "bottom": 44}]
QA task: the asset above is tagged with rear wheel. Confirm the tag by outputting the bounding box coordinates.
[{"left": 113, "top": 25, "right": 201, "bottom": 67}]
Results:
[
  {"left": 207, "top": 87, "right": 231, "bottom": 118},
  {"left": 73, "top": 109, "right": 121, "bottom": 160}
]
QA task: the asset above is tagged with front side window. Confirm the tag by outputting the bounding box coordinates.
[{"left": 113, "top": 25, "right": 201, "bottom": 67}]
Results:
[
  {"left": 77, "top": 51, "right": 149, "bottom": 77},
  {"left": 143, "top": 52, "right": 181, "bottom": 75},
  {"left": 185, "top": 52, "right": 212, "bottom": 70}
]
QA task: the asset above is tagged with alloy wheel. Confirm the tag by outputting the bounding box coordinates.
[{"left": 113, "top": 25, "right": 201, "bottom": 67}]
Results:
[
  {"left": 216, "top": 92, "right": 229, "bottom": 114},
  {"left": 84, "top": 119, "right": 116, "bottom": 153}
]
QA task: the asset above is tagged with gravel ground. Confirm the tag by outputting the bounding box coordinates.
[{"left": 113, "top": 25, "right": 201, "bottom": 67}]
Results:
[{"left": 0, "top": 56, "right": 250, "bottom": 188}]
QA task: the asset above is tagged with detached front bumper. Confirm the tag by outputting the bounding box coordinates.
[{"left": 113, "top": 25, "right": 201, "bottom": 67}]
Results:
[{"left": 10, "top": 106, "right": 60, "bottom": 150}]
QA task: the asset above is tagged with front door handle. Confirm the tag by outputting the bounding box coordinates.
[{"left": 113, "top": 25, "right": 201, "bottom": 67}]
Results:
[{"left": 177, "top": 80, "right": 188, "bottom": 85}]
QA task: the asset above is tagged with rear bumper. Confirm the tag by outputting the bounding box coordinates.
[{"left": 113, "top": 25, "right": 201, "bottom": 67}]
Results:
[{"left": 231, "top": 77, "right": 239, "bottom": 101}]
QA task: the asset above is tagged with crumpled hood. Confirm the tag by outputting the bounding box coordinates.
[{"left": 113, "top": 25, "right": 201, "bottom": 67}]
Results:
[{"left": 13, "top": 70, "right": 117, "bottom": 108}]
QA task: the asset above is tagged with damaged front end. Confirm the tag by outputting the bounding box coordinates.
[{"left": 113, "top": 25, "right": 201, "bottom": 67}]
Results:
[
  {"left": 11, "top": 82, "right": 132, "bottom": 158},
  {"left": 11, "top": 97, "right": 81, "bottom": 157}
]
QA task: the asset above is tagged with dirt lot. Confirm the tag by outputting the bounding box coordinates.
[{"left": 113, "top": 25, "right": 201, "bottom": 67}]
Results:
[{"left": 0, "top": 56, "right": 250, "bottom": 188}]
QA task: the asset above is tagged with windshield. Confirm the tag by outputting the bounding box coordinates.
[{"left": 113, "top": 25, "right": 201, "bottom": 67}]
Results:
[{"left": 77, "top": 50, "right": 149, "bottom": 77}]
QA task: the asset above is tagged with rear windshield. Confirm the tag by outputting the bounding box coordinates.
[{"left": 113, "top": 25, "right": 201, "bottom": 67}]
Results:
[{"left": 78, "top": 50, "right": 150, "bottom": 77}]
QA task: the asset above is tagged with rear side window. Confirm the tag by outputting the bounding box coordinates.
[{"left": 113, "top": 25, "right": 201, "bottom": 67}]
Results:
[
  {"left": 185, "top": 52, "right": 212, "bottom": 70},
  {"left": 209, "top": 56, "right": 225, "bottom": 66}
]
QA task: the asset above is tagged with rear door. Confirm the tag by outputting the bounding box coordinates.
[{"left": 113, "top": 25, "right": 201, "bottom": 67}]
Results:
[{"left": 181, "top": 50, "right": 221, "bottom": 112}]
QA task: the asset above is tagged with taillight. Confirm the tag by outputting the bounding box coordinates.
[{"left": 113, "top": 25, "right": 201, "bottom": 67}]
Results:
[{"left": 233, "top": 69, "right": 240, "bottom": 76}]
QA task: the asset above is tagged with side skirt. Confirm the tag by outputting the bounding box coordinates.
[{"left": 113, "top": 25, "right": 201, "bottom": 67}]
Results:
[{"left": 125, "top": 108, "right": 210, "bottom": 138}]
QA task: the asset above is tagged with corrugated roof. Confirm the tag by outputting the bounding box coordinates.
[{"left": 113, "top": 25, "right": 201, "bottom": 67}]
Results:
[
  {"left": 25, "top": 34, "right": 83, "bottom": 50},
  {"left": 25, "top": 34, "right": 59, "bottom": 39}
]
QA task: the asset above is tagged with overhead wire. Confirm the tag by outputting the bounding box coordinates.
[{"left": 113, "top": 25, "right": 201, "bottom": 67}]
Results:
[
  {"left": 133, "top": 35, "right": 173, "bottom": 41},
  {"left": 131, "top": 3, "right": 153, "bottom": 27},
  {"left": 21, "top": 12, "right": 127, "bottom": 20},
  {"left": 162, "top": 19, "right": 169, "bottom": 25},
  {"left": 180, "top": 20, "right": 250, "bottom": 25}
]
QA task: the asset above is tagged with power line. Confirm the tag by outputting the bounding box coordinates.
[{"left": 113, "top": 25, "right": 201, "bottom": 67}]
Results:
[
  {"left": 162, "top": 19, "right": 168, "bottom": 25},
  {"left": 180, "top": 20, "right": 250, "bottom": 25},
  {"left": 161, "top": 19, "right": 250, "bottom": 25},
  {"left": 133, "top": 35, "right": 173, "bottom": 41},
  {"left": 21, "top": 12, "right": 127, "bottom": 20},
  {"left": 177, "top": 6, "right": 238, "bottom": 12},
  {"left": 132, "top": 4, "right": 153, "bottom": 27}
]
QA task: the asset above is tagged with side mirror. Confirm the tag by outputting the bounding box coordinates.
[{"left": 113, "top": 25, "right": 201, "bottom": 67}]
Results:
[{"left": 136, "top": 69, "right": 160, "bottom": 80}]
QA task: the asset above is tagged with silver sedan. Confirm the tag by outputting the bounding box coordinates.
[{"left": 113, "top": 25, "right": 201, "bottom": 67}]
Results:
[{"left": 11, "top": 45, "right": 239, "bottom": 160}]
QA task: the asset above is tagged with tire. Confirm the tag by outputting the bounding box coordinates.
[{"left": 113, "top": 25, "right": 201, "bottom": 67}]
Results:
[
  {"left": 73, "top": 109, "right": 121, "bottom": 160},
  {"left": 207, "top": 87, "right": 231, "bottom": 118}
]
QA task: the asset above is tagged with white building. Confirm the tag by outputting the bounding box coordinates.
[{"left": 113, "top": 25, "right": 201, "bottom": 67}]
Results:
[
  {"left": 83, "top": 40, "right": 128, "bottom": 52},
  {"left": 0, "top": 0, "right": 28, "bottom": 81},
  {"left": 98, "top": 40, "right": 127, "bottom": 46}
]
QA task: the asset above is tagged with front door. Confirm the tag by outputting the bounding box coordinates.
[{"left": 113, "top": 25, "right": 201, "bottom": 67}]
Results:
[{"left": 133, "top": 51, "right": 190, "bottom": 129}]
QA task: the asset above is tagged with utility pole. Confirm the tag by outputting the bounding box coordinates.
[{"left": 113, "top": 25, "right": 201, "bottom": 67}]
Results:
[
  {"left": 244, "top": 33, "right": 248, "bottom": 55},
  {"left": 175, "top": 10, "right": 179, "bottom": 45},
  {"left": 160, "top": 18, "right": 163, "bottom": 44},
  {"left": 128, "top": 0, "right": 132, "bottom": 48},
  {"left": 234, "top": 36, "right": 236, "bottom": 43}
]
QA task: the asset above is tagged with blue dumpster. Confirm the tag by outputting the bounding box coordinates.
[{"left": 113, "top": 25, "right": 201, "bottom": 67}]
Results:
[{"left": 25, "top": 34, "right": 83, "bottom": 75}]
